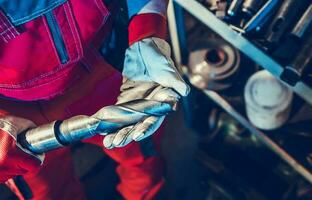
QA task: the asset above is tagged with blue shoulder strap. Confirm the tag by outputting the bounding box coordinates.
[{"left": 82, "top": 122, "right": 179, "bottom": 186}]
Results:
[
  {"left": 126, "top": 0, "right": 151, "bottom": 18},
  {"left": 0, "top": 0, "right": 66, "bottom": 25}
]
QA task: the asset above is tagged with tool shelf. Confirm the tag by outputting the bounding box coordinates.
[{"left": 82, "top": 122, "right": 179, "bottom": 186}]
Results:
[
  {"left": 172, "top": 0, "right": 312, "bottom": 105},
  {"left": 168, "top": 0, "right": 312, "bottom": 185}
]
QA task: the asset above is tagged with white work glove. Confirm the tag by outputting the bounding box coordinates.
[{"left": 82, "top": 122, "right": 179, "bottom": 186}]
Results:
[
  {"left": 102, "top": 37, "right": 190, "bottom": 149},
  {"left": 0, "top": 116, "right": 44, "bottom": 183},
  {"left": 0, "top": 116, "right": 45, "bottom": 162}
]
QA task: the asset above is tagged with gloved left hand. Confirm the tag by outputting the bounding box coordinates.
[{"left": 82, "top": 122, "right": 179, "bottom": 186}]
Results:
[
  {"left": 0, "top": 115, "right": 44, "bottom": 182},
  {"left": 100, "top": 37, "right": 190, "bottom": 149}
]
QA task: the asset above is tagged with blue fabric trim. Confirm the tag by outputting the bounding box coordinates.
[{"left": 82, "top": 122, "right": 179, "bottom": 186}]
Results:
[
  {"left": 126, "top": 0, "right": 151, "bottom": 18},
  {"left": 0, "top": 0, "right": 67, "bottom": 25},
  {"left": 45, "top": 11, "right": 69, "bottom": 64}
]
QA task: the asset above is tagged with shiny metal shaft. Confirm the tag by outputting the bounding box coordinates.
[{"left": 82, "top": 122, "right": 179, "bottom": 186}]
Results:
[{"left": 17, "top": 99, "right": 172, "bottom": 154}]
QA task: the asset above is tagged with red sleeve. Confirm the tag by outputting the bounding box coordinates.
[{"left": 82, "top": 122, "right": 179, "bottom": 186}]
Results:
[
  {"left": 0, "top": 110, "right": 41, "bottom": 183},
  {"left": 128, "top": 13, "right": 168, "bottom": 45},
  {"left": 0, "top": 129, "right": 41, "bottom": 182}
]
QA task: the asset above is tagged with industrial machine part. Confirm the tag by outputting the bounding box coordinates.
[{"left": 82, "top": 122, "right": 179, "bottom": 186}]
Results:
[
  {"left": 206, "top": 108, "right": 260, "bottom": 148},
  {"left": 241, "top": 0, "right": 267, "bottom": 19},
  {"left": 244, "top": 70, "right": 293, "bottom": 130},
  {"left": 202, "top": 90, "right": 312, "bottom": 184},
  {"left": 188, "top": 39, "right": 241, "bottom": 91},
  {"left": 183, "top": 85, "right": 312, "bottom": 198},
  {"left": 227, "top": 0, "right": 244, "bottom": 17},
  {"left": 243, "top": 0, "right": 281, "bottom": 33},
  {"left": 290, "top": 4, "right": 312, "bottom": 40},
  {"left": 169, "top": 1, "right": 312, "bottom": 199},
  {"left": 265, "top": 0, "right": 308, "bottom": 45},
  {"left": 281, "top": 32, "right": 312, "bottom": 86},
  {"left": 269, "top": 4, "right": 311, "bottom": 72},
  {"left": 17, "top": 99, "right": 173, "bottom": 154},
  {"left": 215, "top": 0, "right": 228, "bottom": 19},
  {"left": 206, "top": 0, "right": 220, "bottom": 11},
  {"left": 197, "top": 110, "right": 312, "bottom": 199},
  {"left": 206, "top": 0, "right": 228, "bottom": 19},
  {"left": 174, "top": 0, "right": 312, "bottom": 104}
]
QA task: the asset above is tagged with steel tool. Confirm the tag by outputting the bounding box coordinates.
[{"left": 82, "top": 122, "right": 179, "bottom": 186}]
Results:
[
  {"left": 281, "top": 32, "right": 312, "bottom": 86},
  {"left": 265, "top": 0, "right": 308, "bottom": 44},
  {"left": 243, "top": 0, "right": 281, "bottom": 33},
  {"left": 17, "top": 99, "right": 173, "bottom": 154},
  {"left": 227, "top": 0, "right": 244, "bottom": 17},
  {"left": 241, "top": 0, "right": 266, "bottom": 19},
  {"left": 291, "top": 4, "right": 312, "bottom": 40}
]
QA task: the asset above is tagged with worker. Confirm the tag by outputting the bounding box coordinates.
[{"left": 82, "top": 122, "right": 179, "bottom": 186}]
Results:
[{"left": 0, "top": 0, "right": 189, "bottom": 199}]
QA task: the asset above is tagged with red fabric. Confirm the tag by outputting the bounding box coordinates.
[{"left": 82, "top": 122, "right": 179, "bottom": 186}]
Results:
[
  {"left": 0, "top": 60, "right": 164, "bottom": 200},
  {"left": 0, "top": 130, "right": 41, "bottom": 183},
  {"left": 0, "top": 1, "right": 168, "bottom": 100},
  {"left": 23, "top": 148, "right": 87, "bottom": 200},
  {"left": 128, "top": 13, "right": 167, "bottom": 45},
  {"left": 0, "top": 0, "right": 112, "bottom": 101},
  {"left": 0, "top": 1, "right": 166, "bottom": 198}
]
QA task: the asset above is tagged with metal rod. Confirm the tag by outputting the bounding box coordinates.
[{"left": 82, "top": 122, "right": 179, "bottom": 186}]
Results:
[
  {"left": 18, "top": 99, "right": 173, "bottom": 154},
  {"left": 168, "top": 0, "right": 182, "bottom": 65},
  {"left": 243, "top": 0, "right": 281, "bottom": 33}
]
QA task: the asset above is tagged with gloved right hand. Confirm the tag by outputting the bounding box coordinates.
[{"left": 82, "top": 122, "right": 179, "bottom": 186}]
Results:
[
  {"left": 0, "top": 115, "right": 44, "bottom": 182},
  {"left": 96, "top": 37, "right": 190, "bottom": 149}
]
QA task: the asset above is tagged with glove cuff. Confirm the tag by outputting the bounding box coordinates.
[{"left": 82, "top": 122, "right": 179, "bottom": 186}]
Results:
[
  {"left": 128, "top": 13, "right": 167, "bottom": 45},
  {"left": 0, "top": 117, "right": 45, "bottom": 164}
]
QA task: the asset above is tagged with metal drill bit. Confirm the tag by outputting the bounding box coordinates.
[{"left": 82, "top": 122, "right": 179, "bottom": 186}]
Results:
[{"left": 18, "top": 99, "right": 173, "bottom": 154}]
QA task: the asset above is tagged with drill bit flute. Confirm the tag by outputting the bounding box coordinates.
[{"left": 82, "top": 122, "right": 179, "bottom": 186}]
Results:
[{"left": 17, "top": 99, "right": 173, "bottom": 154}]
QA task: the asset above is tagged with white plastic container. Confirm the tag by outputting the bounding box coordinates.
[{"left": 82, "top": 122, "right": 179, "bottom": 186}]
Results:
[{"left": 244, "top": 70, "right": 293, "bottom": 130}]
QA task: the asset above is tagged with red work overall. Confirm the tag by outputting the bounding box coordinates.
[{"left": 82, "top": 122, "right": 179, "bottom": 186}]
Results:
[{"left": 0, "top": 0, "right": 165, "bottom": 199}]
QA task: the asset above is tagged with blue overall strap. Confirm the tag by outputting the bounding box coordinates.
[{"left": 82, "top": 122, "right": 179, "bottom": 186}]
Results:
[
  {"left": 0, "top": 10, "right": 20, "bottom": 42},
  {"left": 0, "top": 0, "right": 67, "bottom": 42}
]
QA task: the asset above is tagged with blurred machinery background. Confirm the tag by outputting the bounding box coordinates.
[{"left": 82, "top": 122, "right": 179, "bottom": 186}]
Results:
[{"left": 168, "top": 0, "right": 312, "bottom": 199}]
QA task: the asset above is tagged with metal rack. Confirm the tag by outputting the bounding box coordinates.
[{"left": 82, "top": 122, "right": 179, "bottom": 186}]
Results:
[
  {"left": 170, "top": 0, "right": 312, "bottom": 105},
  {"left": 168, "top": 0, "right": 312, "bottom": 184}
]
